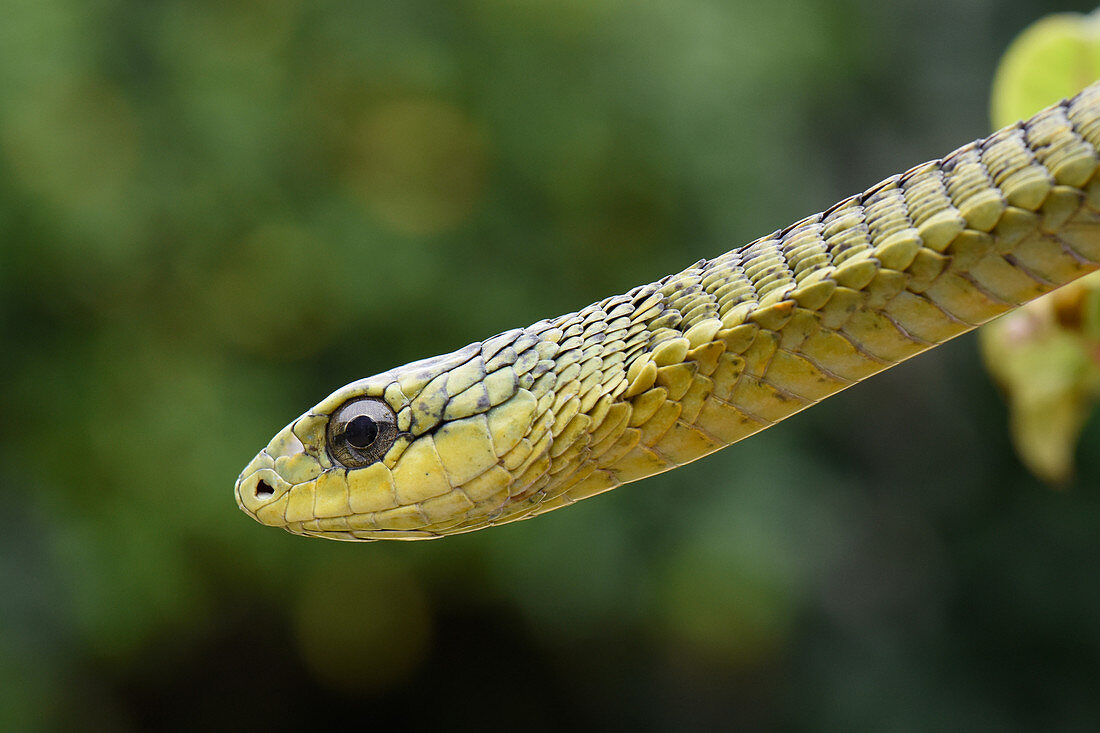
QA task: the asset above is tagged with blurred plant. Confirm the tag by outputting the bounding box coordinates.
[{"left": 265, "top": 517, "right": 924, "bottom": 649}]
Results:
[
  {"left": 981, "top": 8, "right": 1100, "bottom": 484},
  {"left": 294, "top": 554, "right": 432, "bottom": 693},
  {"left": 343, "top": 98, "right": 488, "bottom": 236}
]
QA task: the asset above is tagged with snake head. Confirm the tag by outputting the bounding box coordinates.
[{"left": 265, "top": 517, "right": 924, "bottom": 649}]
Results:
[{"left": 235, "top": 331, "right": 563, "bottom": 540}]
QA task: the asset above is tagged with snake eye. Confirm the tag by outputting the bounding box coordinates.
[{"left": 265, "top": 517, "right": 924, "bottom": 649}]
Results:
[
  {"left": 326, "top": 398, "right": 398, "bottom": 468},
  {"left": 344, "top": 415, "right": 378, "bottom": 449}
]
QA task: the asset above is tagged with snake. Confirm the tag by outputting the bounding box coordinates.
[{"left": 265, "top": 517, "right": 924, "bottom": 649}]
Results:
[{"left": 236, "top": 80, "right": 1100, "bottom": 542}]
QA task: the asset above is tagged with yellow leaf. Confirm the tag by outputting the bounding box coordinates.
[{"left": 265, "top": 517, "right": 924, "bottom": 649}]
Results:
[
  {"left": 981, "top": 12, "right": 1100, "bottom": 483},
  {"left": 990, "top": 11, "right": 1100, "bottom": 129}
]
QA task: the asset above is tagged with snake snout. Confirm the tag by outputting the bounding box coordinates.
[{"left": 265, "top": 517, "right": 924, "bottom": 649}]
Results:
[
  {"left": 235, "top": 467, "right": 295, "bottom": 525},
  {"left": 235, "top": 416, "right": 333, "bottom": 529}
]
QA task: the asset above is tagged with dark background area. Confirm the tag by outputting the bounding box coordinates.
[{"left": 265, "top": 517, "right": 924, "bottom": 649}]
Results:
[{"left": 1, "top": 1, "right": 1098, "bottom": 730}]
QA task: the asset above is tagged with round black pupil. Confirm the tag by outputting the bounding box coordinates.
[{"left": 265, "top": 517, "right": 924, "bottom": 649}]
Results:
[{"left": 343, "top": 415, "right": 378, "bottom": 450}]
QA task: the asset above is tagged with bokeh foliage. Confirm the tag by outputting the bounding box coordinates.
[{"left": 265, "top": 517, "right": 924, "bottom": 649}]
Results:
[
  {"left": 983, "top": 8, "right": 1100, "bottom": 483},
  {"left": 1, "top": 1, "right": 1098, "bottom": 731}
]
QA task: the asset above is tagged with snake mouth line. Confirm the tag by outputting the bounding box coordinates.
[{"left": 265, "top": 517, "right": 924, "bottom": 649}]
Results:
[{"left": 294, "top": 523, "right": 452, "bottom": 542}]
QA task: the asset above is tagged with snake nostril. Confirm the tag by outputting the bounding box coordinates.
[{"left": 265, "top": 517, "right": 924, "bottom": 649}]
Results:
[{"left": 255, "top": 480, "right": 274, "bottom": 500}]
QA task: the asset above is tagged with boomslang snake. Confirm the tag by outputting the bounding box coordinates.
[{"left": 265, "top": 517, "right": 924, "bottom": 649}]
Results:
[{"left": 236, "top": 81, "right": 1100, "bottom": 541}]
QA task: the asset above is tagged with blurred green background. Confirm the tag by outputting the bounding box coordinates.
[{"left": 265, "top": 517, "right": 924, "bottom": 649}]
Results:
[{"left": 1, "top": 1, "right": 1098, "bottom": 730}]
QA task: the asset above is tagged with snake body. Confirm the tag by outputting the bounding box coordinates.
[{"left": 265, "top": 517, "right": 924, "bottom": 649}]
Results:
[{"left": 237, "top": 81, "right": 1100, "bottom": 541}]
